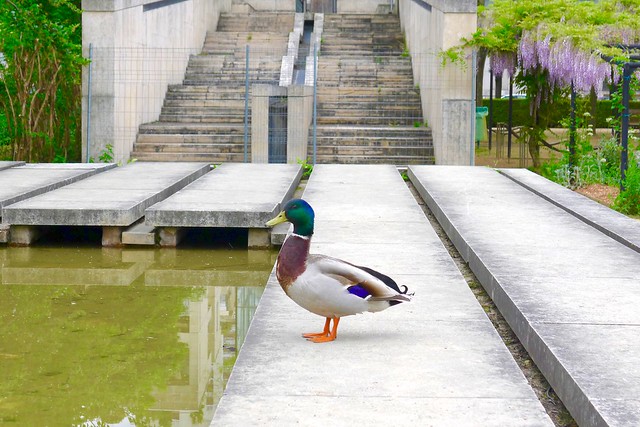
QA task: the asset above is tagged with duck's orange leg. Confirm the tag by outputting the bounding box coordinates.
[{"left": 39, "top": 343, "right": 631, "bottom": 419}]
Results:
[
  {"left": 306, "top": 317, "right": 340, "bottom": 343},
  {"left": 302, "top": 317, "right": 331, "bottom": 339}
]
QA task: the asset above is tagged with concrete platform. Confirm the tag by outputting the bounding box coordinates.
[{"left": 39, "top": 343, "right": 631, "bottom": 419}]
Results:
[
  {"left": 0, "top": 163, "right": 116, "bottom": 210},
  {"left": 499, "top": 168, "right": 640, "bottom": 253},
  {"left": 145, "top": 163, "right": 303, "bottom": 248},
  {"left": 409, "top": 165, "right": 640, "bottom": 427},
  {"left": 212, "top": 165, "right": 552, "bottom": 426},
  {"left": 0, "top": 161, "right": 25, "bottom": 171},
  {"left": 2, "top": 162, "right": 210, "bottom": 246}
]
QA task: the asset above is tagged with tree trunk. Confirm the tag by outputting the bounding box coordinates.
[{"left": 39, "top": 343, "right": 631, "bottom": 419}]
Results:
[{"left": 476, "top": 47, "right": 487, "bottom": 106}]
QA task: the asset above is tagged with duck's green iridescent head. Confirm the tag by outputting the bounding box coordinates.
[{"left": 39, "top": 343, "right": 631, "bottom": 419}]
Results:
[{"left": 266, "top": 198, "right": 315, "bottom": 236}]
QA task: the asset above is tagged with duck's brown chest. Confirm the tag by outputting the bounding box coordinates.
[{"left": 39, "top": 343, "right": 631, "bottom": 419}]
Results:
[{"left": 276, "top": 235, "right": 310, "bottom": 291}]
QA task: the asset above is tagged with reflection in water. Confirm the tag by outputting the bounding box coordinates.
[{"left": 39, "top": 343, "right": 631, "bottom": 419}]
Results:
[{"left": 0, "top": 246, "right": 275, "bottom": 426}]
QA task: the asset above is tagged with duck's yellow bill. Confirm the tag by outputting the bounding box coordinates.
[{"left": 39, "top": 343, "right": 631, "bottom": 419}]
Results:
[{"left": 266, "top": 211, "right": 287, "bottom": 227}]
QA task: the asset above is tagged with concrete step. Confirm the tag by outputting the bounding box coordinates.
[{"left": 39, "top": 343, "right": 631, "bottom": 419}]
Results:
[
  {"left": 216, "top": 12, "right": 294, "bottom": 32},
  {"left": 136, "top": 133, "right": 244, "bottom": 145},
  {"left": 138, "top": 123, "right": 246, "bottom": 135},
  {"left": 163, "top": 99, "right": 246, "bottom": 108},
  {"left": 133, "top": 142, "right": 245, "bottom": 154},
  {"left": 311, "top": 125, "right": 431, "bottom": 138},
  {"left": 315, "top": 116, "right": 421, "bottom": 126},
  {"left": 312, "top": 144, "right": 433, "bottom": 157},
  {"left": 313, "top": 135, "right": 432, "bottom": 146},
  {"left": 312, "top": 153, "right": 434, "bottom": 165},
  {"left": 157, "top": 114, "right": 246, "bottom": 124},
  {"left": 130, "top": 151, "right": 247, "bottom": 162}
]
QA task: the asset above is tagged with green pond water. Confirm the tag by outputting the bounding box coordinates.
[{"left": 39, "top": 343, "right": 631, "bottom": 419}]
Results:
[{"left": 0, "top": 245, "right": 276, "bottom": 427}]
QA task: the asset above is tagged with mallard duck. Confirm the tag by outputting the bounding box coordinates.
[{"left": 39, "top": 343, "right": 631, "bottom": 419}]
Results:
[{"left": 266, "top": 198, "right": 413, "bottom": 343}]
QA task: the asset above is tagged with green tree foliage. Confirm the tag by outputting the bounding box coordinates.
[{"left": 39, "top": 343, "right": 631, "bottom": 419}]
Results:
[{"left": 0, "top": 0, "right": 84, "bottom": 162}]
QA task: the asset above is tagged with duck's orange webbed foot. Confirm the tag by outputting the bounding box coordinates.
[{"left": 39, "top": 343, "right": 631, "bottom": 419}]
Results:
[
  {"left": 302, "top": 317, "right": 331, "bottom": 338},
  {"left": 303, "top": 317, "right": 340, "bottom": 343}
]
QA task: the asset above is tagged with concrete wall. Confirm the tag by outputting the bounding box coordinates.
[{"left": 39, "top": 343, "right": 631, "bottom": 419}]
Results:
[
  {"left": 82, "top": 0, "right": 232, "bottom": 163},
  {"left": 399, "top": 0, "right": 476, "bottom": 165},
  {"left": 237, "top": 0, "right": 295, "bottom": 11},
  {"left": 338, "top": 0, "right": 385, "bottom": 13},
  {"left": 241, "top": 0, "right": 385, "bottom": 14}
]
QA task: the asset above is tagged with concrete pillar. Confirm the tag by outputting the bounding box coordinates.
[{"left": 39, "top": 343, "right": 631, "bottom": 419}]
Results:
[
  {"left": 10, "top": 225, "right": 41, "bottom": 246},
  {"left": 0, "top": 224, "right": 10, "bottom": 244},
  {"left": 287, "top": 85, "right": 313, "bottom": 163},
  {"left": 251, "top": 85, "right": 272, "bottom": 163},
  {"left": 102, "top": 226, "right": 123, "bottom": 246},
  {"left": 159, "top": 227, "right": 185, "bottom": 247},
  {"left": 248, "top": 228, "right": 271, "bottom": 249},
  {"left": 251, "top": 84, "right": 288, "bottom": 163}
]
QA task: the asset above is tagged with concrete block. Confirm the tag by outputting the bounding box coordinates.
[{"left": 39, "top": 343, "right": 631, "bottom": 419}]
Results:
[
  {"left": 248, "top": 228, "right": 270, "bottom": 248},
  {"left": 270, "top": 221, "right": 290, "bottom": 245},
  {"left": 10, "top": 225, "right": 41, "bottom": 246},
  {"left": 159, "top": 227, "right": 185, "bottom": 247},
  {"left": 102, "top": 226, "right": 123, "bottom": 246},
  {"left": 0, "top": 224, "right": 9, "bottom": 243},
  {"left": 122, "top": 222, "right": 156, "bottom": 245}
]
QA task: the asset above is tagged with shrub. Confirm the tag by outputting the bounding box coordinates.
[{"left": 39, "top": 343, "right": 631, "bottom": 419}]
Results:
[{"left": 614, "top": 159, "right": 640, "bottom": 216}]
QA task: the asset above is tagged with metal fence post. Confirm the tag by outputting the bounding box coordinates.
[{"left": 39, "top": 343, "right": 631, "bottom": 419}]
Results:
[
  {"left": 244, "top": 45, "right": 250, "bottom": 163},
  {"left": 312, "top": 43, "right": 317, "bottom": 165},
  {"left": 621, "top": 64, "right": 631, "bottom": 191},
  {"left": 86, "top": 43, "right": 93, "bottom": 163},
  {"left": 470, "top": 49, "right": 476, "bottom": 166}
]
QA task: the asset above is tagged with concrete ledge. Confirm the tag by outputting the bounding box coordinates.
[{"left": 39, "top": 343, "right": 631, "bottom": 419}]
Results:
[
  {"left": 408, "top": 165, "right": 640, "bottom": 427},
  {"left": 499, "top": 168, "right": 640, "bottom": 253}
]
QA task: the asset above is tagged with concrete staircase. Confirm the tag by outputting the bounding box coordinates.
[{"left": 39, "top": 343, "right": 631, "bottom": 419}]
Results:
[
  {"left": 311, "top": 14, "right": 433, "bottom": 164},
  {"left": 131, "top": 12, "right": 293, "bottom": 162}
]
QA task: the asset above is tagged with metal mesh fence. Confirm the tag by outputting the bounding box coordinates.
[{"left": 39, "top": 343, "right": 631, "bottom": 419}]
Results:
[{"left": 85, "top": 45, "right": 473, "bottom": 165}]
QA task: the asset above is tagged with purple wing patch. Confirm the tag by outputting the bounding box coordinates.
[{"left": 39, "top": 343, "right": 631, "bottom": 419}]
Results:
[{"left": 347, "top": 285, "right": 370, "bottom": 299}]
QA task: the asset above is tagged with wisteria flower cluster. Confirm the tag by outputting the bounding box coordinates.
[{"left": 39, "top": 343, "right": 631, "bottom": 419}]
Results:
[
  {"left": 490, "top": 51, "right": 517, "bottom": 78},
  {"left": 516, "top": 30, "right": 612, "bottom": 94}
]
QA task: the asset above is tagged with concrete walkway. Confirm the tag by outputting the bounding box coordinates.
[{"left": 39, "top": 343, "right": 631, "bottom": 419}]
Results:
[
  {"left": 499, "top": 168, "right": 640, "bottom": 253},
  {"left": 3, "top": 162, "right": 210, "bottom": 245},
  {"left": 0, "top": 163, "right": 115, "bottom": 210},
  {"left": 409, "top": 165, "right": 640, "bottom": 427},
  {"left": 212, "top": 165, "right": 551, "bottom": 426},
  {"left": 0, "top": 161, "right": 25, "bottom": 171},
  {"left": 144, "top": 163, "right": 302, "bottom": 247}
]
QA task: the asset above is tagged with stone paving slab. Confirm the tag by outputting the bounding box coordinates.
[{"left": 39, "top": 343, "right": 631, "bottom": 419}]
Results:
[
  {"left": 408, "top": 165, "right": 640, "bottom": 427},
  {"left": 2, "top": 162, "right": 210, "bottom": 226},
  {"left": 0, "top": 163, "right": 116, "bottom": 210},
  {"left": 212, "top": 164, "right": 552, "bottom": 426},
  {"left": 145, "top": 163, "right": 303, "bottom": 228},
  {"left": 499, "top": 167, "right": 640, "bottom": 253}
]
